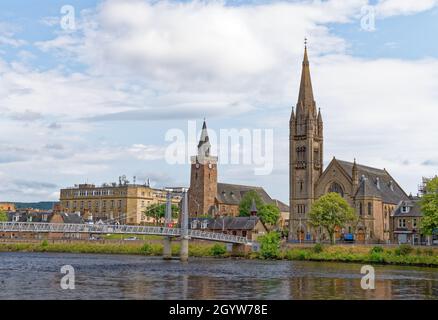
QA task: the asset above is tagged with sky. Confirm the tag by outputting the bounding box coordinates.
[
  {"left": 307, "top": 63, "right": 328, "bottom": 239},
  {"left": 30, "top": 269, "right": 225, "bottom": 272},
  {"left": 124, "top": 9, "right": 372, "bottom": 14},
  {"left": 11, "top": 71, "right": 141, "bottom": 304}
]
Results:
[{"left": 0, "top": 0, "right": 437, "bottom": 203}]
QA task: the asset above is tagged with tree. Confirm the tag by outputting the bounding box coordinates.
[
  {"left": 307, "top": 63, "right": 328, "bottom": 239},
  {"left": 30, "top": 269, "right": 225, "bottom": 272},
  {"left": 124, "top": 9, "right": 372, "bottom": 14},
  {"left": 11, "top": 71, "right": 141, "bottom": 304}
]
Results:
[
  {"left": 420, "top": 176, "right": 438, "bottom": 236},
  {"left": 143, "top": 203, "right": 179, "bottom": 225},
  {"left": 239, "top": 191, "right": 280, "bottom": 226},
  {"left": 0, "top": 209, "right": 7, "bottom": 222},
  {"left": 239, "top": 190, "right": 264, "bottom": 216},
  {"left": 309, "top": 192, "right": 356, "bottom": 244},
  {"left": 259, "top": 231, "right": 281, "bottom": 259},
  {"left": 258, "top": 204, "right": 281, "bottom": 226}
]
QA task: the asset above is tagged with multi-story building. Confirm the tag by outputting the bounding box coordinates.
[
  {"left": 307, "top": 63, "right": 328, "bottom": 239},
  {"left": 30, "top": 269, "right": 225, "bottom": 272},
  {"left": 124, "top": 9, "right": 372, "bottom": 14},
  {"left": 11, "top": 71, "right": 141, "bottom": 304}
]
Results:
[
  {"left": 59, "top": 179, "right": 181, "bottom": 225},
  {"left": 390, "top": 198, "right": 424, "bottom": 245}
]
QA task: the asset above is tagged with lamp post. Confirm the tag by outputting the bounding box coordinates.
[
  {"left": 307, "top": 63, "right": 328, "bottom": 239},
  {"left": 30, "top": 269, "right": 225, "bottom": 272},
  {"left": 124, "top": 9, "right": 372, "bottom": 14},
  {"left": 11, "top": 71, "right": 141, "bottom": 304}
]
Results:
[
  {"left": 163, "top": 189, "right": 173, "bottom": 260},
  {"left": 180, "top": 188, "right": 190, "bottom": 262}
]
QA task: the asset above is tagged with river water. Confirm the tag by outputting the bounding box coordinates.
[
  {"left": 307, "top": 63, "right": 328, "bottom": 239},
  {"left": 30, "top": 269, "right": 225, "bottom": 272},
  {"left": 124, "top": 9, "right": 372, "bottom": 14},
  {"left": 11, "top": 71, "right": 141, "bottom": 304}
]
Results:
[{"left": 0, "top": 252, "right": 436, "bottom": 300}]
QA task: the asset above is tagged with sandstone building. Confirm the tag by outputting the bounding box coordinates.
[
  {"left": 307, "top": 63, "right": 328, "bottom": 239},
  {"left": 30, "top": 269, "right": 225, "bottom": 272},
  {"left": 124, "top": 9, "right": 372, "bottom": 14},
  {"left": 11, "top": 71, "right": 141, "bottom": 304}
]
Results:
[
  {"left": 59, "top": 179, "right": 181, "bottom": 225},
  {"left": 289, "top": 45, "right": 409, "bottom": 242}
]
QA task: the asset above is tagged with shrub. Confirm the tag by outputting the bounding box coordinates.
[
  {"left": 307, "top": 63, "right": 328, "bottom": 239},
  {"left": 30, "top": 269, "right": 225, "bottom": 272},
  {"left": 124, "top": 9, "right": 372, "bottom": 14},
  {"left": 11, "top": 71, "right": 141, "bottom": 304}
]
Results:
[
  {"left": 369, "top": 252, "right": 384, "bottom": 263},
  {"left": 395, "top": 244, "right": 413, "bottom": 256},
  {"left": 41, "top": 240, "right": 49, "bottom": 247},
  {"left": 140, "top": 243, "right": 152, "bottom": 255},
  {"left": 259, "top": 232, "right": 280, "bottom": 259},
  {"left": 313, "top": 243, "right": 324, "bottom": 253},
  {"left": 210, "top": 244, "right": 227, "bottom": 256},
  {"left": 370, "top": 246, "right": 384, "bottom": 254}
]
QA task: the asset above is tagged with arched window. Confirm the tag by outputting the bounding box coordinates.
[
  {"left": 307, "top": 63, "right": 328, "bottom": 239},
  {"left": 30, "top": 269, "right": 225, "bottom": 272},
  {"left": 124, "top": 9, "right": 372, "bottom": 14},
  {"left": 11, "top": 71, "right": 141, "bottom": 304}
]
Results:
[{"left": 328, "top": 182, "right": 344, "bottom": 197}]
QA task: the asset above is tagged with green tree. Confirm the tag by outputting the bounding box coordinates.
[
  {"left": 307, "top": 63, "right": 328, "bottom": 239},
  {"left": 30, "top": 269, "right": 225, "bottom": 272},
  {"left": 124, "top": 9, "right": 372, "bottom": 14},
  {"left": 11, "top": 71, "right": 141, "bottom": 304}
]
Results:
[
  {"left": 309, "top": 192, "right": 356, "bottom": 244},
  {"left": 239, "top": 191, "right": 280, "bottom": 226},
  {"left": 420, "top": 176, "right": 438, "bottom": 236},
  {"left": 259, "top": 231, "right": 281, "bottom": 259},
  {"left": 239, "top": 190, "right": 264, "bottom": 216},
  {"left": 259, "top": 204, "right": 281, "bottom": 226},
  {"left": 143, "top": 203, "right": 179, "bottom": 225},
  {"left": 0, "top": 209, "right": 8, "bottom": 222}
]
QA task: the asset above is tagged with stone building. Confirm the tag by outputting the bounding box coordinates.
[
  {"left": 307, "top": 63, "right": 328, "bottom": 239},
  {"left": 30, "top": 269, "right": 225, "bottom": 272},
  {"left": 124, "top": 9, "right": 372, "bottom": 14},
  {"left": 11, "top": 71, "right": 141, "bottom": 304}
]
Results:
[
  {"left": 289, "top": 45, "right": 409, "bottom": 242},
  {"left": 390, "top": 198, "right": 425, "bottom": 245},
  {"left": 189, "top": 216, "right": 268, "bottom": 242},
  {"left": 188, "top": 121, "right": 288, "bottom": 220},
  {"left": 59, "top": 180, "right": 181, "bottom": 225}
]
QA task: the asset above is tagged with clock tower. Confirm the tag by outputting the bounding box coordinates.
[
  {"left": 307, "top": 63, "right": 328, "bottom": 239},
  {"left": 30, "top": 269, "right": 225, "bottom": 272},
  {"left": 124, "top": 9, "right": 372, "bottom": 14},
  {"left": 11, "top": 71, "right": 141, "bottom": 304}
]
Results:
[{"left": 188, "top": 120, "right": 218, "bottom": 217}]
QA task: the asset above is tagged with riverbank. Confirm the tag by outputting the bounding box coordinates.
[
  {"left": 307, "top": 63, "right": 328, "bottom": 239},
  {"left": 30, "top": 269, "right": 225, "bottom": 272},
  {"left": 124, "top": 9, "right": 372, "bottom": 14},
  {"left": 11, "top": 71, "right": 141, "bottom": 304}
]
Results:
[{"left": 0, "top": 241, "right": 437, "bottom": 267}]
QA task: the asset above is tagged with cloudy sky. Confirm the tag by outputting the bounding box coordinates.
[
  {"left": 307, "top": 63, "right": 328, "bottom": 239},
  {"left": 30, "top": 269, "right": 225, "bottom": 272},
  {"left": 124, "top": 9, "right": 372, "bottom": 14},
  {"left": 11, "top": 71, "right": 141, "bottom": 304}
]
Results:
[{"left": 0, "top": 0, "right": 437, "bottom": 202}]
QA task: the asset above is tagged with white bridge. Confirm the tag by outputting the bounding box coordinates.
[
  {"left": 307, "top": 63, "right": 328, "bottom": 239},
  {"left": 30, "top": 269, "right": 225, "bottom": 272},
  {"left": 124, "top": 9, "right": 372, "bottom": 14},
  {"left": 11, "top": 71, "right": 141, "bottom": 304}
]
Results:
[{"left": 0, "top": 222, "right": 250, "bottom": 245}]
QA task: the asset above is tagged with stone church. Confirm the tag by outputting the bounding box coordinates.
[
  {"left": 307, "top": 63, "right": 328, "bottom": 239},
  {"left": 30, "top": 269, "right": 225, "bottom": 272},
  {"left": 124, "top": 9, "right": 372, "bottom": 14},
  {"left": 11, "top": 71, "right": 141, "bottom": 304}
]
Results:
[
  {"left": 188, "top": 121, "right": 289, "bottom": 221},
  {"left": 289, "top": 45, "right": 409, "bottom": 243}
]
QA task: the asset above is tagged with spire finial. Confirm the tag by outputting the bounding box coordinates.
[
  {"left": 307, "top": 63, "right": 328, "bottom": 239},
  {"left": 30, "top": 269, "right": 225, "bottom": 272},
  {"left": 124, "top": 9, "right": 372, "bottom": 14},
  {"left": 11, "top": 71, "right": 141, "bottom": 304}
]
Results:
[{"left": 304, "top": 37, "right": 308, "bottom": 48}]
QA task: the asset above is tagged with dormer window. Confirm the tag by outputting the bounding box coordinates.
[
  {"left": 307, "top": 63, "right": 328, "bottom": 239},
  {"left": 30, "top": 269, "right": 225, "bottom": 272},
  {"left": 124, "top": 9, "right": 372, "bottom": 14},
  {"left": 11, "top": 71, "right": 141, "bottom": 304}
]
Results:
[{"left": 401, "top": 206, "right": 410, "bottom": 213}]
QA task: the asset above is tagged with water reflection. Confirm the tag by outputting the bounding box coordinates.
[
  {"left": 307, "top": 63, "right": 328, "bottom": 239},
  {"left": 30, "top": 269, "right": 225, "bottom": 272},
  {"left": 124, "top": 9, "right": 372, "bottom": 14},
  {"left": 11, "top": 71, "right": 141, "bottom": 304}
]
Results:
[{"left": 0, "top": 253, "right": 436, "bottom": 300}]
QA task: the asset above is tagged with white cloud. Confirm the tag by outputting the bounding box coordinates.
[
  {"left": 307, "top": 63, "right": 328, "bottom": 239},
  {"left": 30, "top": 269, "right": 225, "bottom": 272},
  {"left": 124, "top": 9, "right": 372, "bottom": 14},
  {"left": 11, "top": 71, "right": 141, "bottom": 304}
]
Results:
[
  {"left": 375, "top": 0, "right": 438, "bottom": 17},
  {"left": 0, "top": 0, "right": 437, "bottom": 202}
]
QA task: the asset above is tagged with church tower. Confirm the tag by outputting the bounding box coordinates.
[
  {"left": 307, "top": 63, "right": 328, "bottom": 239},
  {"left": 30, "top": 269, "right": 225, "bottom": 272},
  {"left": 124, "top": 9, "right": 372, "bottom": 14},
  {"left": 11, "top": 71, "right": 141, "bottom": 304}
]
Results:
[
  {"left": 188, "top": 120, "right": 218, "bottom": 217},
  {"left": 289, "top": 43, "right": 324, "bottom": 241}
]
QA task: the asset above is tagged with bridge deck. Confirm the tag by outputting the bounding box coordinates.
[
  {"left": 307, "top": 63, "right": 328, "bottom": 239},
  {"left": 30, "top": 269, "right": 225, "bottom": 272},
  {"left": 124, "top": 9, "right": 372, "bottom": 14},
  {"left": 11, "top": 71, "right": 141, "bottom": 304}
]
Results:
[{"left": 0, "top": 222, "right": 250, "bottom": 245}]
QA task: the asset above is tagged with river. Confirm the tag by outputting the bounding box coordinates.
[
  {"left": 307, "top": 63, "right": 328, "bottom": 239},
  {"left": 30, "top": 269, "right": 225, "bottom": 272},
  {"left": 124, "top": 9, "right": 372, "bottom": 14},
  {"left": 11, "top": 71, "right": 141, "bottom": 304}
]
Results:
[{"left": 0, "top": 252, "right": 436, "bottom": 300}]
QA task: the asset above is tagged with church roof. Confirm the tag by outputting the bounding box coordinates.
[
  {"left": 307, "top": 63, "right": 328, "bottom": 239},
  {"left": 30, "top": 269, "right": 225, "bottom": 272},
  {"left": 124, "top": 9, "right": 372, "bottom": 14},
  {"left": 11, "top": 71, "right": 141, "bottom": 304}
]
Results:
[
  {"left": 273, "top": 199, "right": 290, "bottom": 212},
  {"left": 336, "top": 159, "right": 408, "bottom": 204},
  {"left": 216, "top": 183, "right": 274, "bottom": 206}
]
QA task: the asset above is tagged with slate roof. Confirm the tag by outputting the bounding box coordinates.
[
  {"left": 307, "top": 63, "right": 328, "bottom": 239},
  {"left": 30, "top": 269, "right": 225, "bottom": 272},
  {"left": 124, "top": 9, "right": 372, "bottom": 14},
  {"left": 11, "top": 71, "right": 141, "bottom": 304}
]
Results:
[
  {"left": 189, "top": 216, "right": 262, "bottom": 231},
  {"left": 273, "top": 199, "right": 289, "bottom": 212},
  {"left": 7, "top": 211, "right": 53, "bottom": 223},
  {"left": 336, "top": 159, "right": 409, "bottom": 204},
  {"left": 392, "top": 199, "right": 422, "bottom": 217},
  {"left": 216, "top": 183, "right": 274, "bottom": 205},
  {"left": 60, "top": 212, "right": 84, "bottom": 224}
]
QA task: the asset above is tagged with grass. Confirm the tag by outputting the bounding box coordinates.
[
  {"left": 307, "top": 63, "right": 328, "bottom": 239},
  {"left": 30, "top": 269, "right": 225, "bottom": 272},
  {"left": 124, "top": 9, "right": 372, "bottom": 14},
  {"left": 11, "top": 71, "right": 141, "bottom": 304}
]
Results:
[
  {"left": 0, "top": 241, "right": 229, "bottom": 258},
  {"left": 0, "top": 241, "right": 437, "bottom": 267},
  {"left": 278, "top": 245, "right": 438, "bottom": 267}
]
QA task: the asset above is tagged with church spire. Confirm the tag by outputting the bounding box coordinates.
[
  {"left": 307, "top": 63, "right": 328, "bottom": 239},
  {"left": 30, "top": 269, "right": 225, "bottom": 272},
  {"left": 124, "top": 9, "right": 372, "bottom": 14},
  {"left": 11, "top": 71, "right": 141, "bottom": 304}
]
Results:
[
  {"left": 297, "top": 39, "right": 316, "bottom": 116},
  {"left": 197, "top": 119, "right": 211, "bottom": 158}
]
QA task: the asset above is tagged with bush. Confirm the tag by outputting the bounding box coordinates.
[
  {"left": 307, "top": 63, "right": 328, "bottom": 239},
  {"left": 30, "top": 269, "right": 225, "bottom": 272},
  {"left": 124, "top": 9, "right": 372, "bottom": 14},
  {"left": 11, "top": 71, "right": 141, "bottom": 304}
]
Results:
[
  {"left": 313, "top": 243, "right": 324, "bottom": 253},
  {"left": 140, "top": 243, "right": 152, "bottom": 255},
  {"left": 210, "top": 244, "right": 227, "bottom": 256},
  {"left": 259, "top": 232, "right": 280, "bottom": 259},
  {"left": 395, "top": 244, "right": 413, "bottom": 256},
  {"left": 370, "top": 246, "right": 384, "bottom": 254},
  {"left": 41, "top": 240, "right": 49, "bottom": 247}
]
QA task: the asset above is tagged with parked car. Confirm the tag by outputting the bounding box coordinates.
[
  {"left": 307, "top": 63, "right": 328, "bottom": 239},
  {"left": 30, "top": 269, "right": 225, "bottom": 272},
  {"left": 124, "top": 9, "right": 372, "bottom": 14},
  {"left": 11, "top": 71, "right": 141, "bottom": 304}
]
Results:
[{"left": 124, "top": 236, "right": 138, "bottom": 241}]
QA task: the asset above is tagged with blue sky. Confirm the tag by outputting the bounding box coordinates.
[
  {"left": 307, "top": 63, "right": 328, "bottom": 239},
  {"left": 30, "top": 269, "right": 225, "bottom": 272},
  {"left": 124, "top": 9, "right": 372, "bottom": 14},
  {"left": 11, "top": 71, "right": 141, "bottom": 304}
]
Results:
[{"left": 0, "top": 0, "right": 437, "bottom": 202}]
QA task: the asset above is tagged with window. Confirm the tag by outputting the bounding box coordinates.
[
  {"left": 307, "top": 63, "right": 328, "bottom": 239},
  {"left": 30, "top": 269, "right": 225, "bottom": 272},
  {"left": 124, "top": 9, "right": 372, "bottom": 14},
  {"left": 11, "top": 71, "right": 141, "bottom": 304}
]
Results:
[
  {"left": 297, "top": 204, "right": 306, "bottom": 214},
  {"left": 359, "top": 203, "right": 363, "bottom": 216},
  {"left": 328, "top": 182, "right": 344, "bottom": 197},
  {"left": 413, "top": 219, "right": 417, "bottom": 228},
  {"left": 368, "top": 202, "right": 372, "bottom": 216},
  {"left": 398, "top": 219, "right": 406, "bottom": 228}
]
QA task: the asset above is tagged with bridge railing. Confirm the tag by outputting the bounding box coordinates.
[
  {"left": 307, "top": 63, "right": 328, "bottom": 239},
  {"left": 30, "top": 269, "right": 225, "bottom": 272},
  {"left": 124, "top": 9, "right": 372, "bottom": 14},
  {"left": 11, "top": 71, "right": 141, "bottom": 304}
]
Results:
[{"left": 0, "top": 222, "right": 249, "bottom": 244}]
